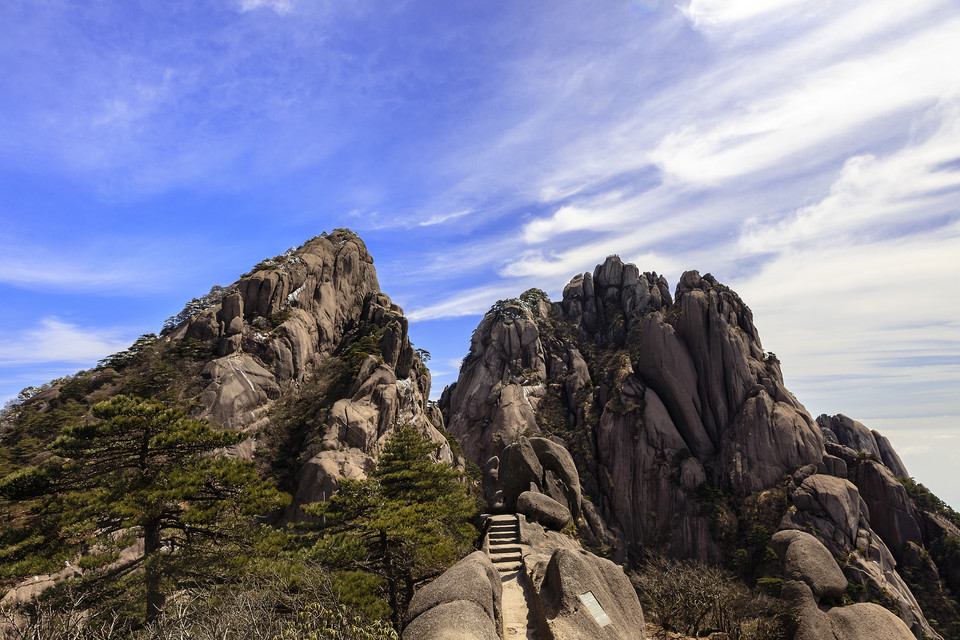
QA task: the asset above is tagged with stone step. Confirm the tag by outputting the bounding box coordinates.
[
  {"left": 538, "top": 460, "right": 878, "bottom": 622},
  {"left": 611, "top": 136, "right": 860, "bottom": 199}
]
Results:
[
  {"left": 495, "top": 561, "right": 522, "bottom": 573},
  {"left": 488, "top": 523, "right": 518, "bottom": 531},
  {"left": 489, "top": 541, "right": 519, "bottom": 548},
  {"left": 490, "top": 545, "right": 522, "bottom": 554},
  {"left": 488, "top": 534, "right": 519, "bottom": 542},
  {"left": 491, "top": 553, "right": 522, "bottom": 564},
  {"left": 488, "top": 527, "right": 517, "bottom": 534}
]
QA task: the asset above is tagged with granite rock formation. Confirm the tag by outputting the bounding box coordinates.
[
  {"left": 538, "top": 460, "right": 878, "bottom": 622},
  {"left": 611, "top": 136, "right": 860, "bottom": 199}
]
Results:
[
  {"left": 160, "top": 230, "right": 451, "bottom": 518},
  {"left": 11, "top": 229, "right": 450, "bottom": 522},
  {"left": 402, "top": 551, "right": 503, "bottom": 640},
  {"left": 442, "top": 258, "right": 824, "bottom": 561},
  {"left": 441, "top": 256, "right": 957, "bottom": 639},
  {"left": 405, "top": 513, "right": 646, "bottom": 640},
  {"left": 773, "top": 530, "right": 915, "bottom": 640},
  {"left": 5, "top": 237, "right": 958, "bottom": 639}
]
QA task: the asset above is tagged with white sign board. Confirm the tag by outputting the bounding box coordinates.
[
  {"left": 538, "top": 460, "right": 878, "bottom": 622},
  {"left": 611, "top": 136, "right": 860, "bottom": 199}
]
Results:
[{"left": 578, "top": 591, "right": 611, "bottom": 627}]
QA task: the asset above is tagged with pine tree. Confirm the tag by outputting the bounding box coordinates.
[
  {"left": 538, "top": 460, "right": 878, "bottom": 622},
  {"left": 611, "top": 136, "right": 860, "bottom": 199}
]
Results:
[
  {"left": 304, "top": 424, "right": 478, "bottom": 630},
  {"left": 0, "top": 395, "right": 288, "bottom": 624}
]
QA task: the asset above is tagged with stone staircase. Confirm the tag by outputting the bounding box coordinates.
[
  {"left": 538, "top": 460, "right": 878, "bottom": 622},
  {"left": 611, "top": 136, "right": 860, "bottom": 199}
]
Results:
[{"left": 486, "top": 514, "right": 522, "bottom": 573}]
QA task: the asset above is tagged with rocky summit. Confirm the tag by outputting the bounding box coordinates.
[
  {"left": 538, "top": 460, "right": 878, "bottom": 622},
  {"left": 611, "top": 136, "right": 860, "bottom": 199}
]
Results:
[
  {"left": 167, "top": 229, "right": 451, "bottom": 519},
  {"left": 2, "top": 237, "right": 958, "bottom": 640},
  {"left": 439, "top": 255, "right": 958, "bottom": 640}
]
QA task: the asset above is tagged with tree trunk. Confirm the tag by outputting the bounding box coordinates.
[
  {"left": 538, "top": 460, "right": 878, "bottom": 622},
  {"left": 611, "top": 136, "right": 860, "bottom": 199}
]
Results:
[
  {"left": 382, "top": 529, "right": 400, "bottom": 631},
  {"left": 403, "top": 569, "right": 415, "bottom": 623},
  {"left": 144, "top": 518, "right": 164, "bottom": 624}
]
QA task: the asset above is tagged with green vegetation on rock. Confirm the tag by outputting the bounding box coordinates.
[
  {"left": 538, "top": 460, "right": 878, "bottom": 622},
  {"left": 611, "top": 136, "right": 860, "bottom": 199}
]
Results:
[
  {"left": 0, "top": 395, "right": 288, "bottom": 625},
  {"left": 302, "top": 424, "right": 480, "bottom": 631}
]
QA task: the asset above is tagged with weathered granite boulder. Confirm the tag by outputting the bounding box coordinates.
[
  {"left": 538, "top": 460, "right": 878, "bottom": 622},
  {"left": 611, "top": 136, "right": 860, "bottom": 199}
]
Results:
[
  {"left": 526, "top": 547, "right": 646, "bottom": 640},
  {"left": 817, "top": 414, "right": 909, "bottom": 478},
  {"left": 775, "top": 529, "right": 917, "bottom": 640},
  {"left": 197, "top": 355, "right": 280, "bottom": 432},
  {"left": 287, "top": 449, "right": 370, "bottom": 521},
  {"left": 771, "top": 529, "right": 847, "bottom": 601},
  {"left": 529, "top": 437, "right": 582, "bottom": 520},
  {"left": 499, "top": 438, "right": 544, "bottom": 509},
  {"left": 818, "top": 454, "right": 848, "bottom": 478},
  {"left": 827, "top": 602, "right": 916, "bottom": 640},
  {"left": 794, "top": 474, "right": 864, "bottom": 548},
  {"left": 854, "top": 460, "right": 922, "bottom": 558},
  {"left": 517, "top": 490, "right": 572, "bottom": 531},
  {"left": 483, "top": 435, "right": 591, "bottom": 537},
  {"left": 782, "top": 579, "right": 915, "bottom": 640},
  {"left": 402, "top": 601, "right": 500, "bottom": 640},
  {"left": 403, "top": 551, "right": 503, "bottom": 639}
]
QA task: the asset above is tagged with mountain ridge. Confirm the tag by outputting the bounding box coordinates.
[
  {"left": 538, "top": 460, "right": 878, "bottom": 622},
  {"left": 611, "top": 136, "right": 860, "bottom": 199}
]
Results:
[
  {"left": 2, "top": 233, "right": 958, "bottom": 640},
  {"left": 440, "top": 254, "right": 957, "bottom": 639}
]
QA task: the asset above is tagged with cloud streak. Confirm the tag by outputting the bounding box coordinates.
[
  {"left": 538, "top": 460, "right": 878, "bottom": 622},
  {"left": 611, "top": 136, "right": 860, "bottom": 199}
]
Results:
[{"left": 0, "top": 318, "right": 136, "bottom": 366}]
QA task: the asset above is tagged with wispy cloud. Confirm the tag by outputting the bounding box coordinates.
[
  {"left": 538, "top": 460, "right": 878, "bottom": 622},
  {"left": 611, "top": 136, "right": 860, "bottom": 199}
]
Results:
[
  {"left": 678, "top": 0, "right": 812, "bottom": 31},
  {"left": 0, "top": 318, "right": 136, "bottom": 366},
  {"left": 0, "top": 238, "right": 188, "bottom": 292},
  {"left": 732, "top": 219, "right": 960, "bottom": 419},
  {"left": 238, "top": 0, "right": 294, "bottom": 15},
  {"left": 406, "top": 285, "right": 517, "bottom": 322},
  {"left": 418, "top": 210, "right": 473, "bottom": 227},
  {"left": 652, "top": 8, "right": 960, "bottom": 186},
  {"left": 739, "top": 102, "right": 960, "bottom": 253}
]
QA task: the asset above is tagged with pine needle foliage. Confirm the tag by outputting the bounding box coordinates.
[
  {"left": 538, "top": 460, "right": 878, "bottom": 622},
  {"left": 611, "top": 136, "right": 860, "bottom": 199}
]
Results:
[
  {"left": 303, "top": 424, "right": 479, "bottom": 631},
  {"left": 0, "top": 395, "right": 288, "bottom": 626}
]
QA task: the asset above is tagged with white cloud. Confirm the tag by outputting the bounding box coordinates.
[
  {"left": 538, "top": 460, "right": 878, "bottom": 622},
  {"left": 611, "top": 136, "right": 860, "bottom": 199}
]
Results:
[
  {"left": 677, "top": 0, "right": 812, "bottom": 30},
  {"left": 418, "top": 209, "right": 473, "bottom": 227},
  {"left": 740, "top": 102, "right": 960, "bottom": 253},
  {"left": 731, "top": 220, "right": 960, "bottom": 419},
  {"left": 238, "top": 0, "right": 293, "bottom": 15},
  {"left": 0, "top": 239, "right": 184, "bottom": 292},
  {"left": 0, "top": 318, "right": 136, "bottom": 366},
  {"left": 406, "top": 285, "right": 515, "bottom": 322},
  {"left": 651, "top": 14, "right": 960, "bottom": 186}
]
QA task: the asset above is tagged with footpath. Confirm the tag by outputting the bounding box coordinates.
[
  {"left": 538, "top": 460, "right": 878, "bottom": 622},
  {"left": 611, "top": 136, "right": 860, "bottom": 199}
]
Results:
[{"left": 485, "top": 514, "right": 540, "bottom": 639}]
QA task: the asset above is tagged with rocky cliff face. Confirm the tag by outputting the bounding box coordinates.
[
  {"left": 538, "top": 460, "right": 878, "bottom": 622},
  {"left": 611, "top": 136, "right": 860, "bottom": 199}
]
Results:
[
  {"left": 442, "top": 257, "right": 824, "bottom": 560},
  {"left": 441, "top": 255, "right": 957, "bottom": 639},
  {"left": 159, "top": 230, "right": 451, "bottom": 518}
]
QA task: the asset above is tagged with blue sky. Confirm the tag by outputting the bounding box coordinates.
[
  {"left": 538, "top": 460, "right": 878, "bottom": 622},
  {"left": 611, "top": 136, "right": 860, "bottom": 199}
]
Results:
[{"left": 1, "top": 0, "right": 958, "bottom": 506}]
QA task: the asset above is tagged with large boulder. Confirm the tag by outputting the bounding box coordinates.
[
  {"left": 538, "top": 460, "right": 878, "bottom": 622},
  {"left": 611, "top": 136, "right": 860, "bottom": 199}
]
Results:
[
  {"left": 485, "top": 436, "right": 588, "bottom": 531},
  {"left": 792, "top": 474, "right": 863, "bottom": 548},
  {"left": 517, "top": 490, "right": 572, "bottom": 531},
  {"left": 771, "top": 529, "right": 846, "bottom": 601},
  {"left": 499, "top": 438, "right": 544, "bottom": 509},
  {"left": 854, "top": 460, "right": 922, "bottom": 558},
  {"left": 526, "top": 547, "right": 646, "bottom": 640},
  {"left": 529, "top": 437, "right": 582, "bottom": 519},
  {"left": 774, "top": 529, "right": 916, "bottom": 640},
  {"left": 402, "top": 601, "right": 500, "bottom": 640},
  {"left": 403, "top": 551, "right": 503, "bottom": 640}
]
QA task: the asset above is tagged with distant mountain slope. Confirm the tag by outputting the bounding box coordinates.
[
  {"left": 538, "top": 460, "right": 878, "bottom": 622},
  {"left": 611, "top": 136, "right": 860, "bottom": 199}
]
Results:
[
  {"left": 440, "top": 255, "right": 959, "bottom": 640},
  {"left": 1, "top": 229, "right": 452, "bottom": 525}
]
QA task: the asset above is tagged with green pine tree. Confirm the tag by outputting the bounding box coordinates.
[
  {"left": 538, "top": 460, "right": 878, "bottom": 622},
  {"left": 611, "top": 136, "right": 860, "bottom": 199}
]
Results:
[
  {"left": 0, "top": 395, "right": 288, "bottom": 624},
  {"left": 303, "top": 424, "right": 479, "bottom": 630}
]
